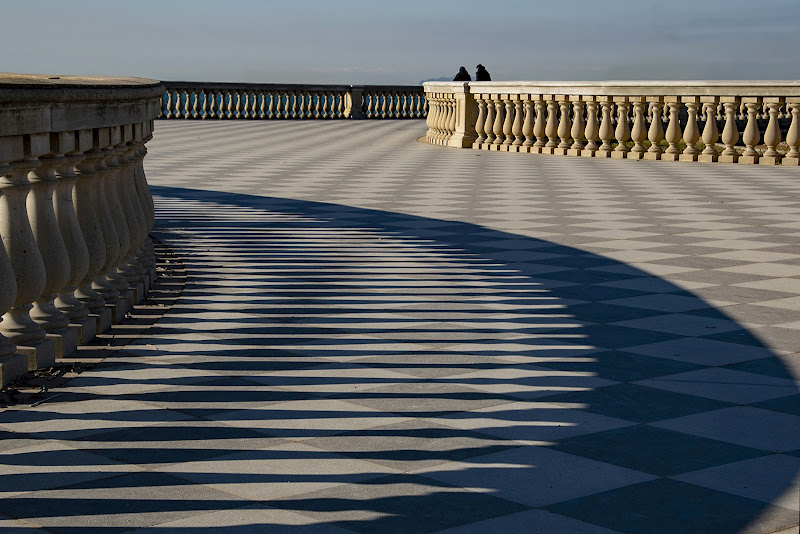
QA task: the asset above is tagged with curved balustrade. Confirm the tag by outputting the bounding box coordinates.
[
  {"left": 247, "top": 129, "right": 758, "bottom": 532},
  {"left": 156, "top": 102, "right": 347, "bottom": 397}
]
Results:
[
  {"left": 0, "top": 74, "right": 162, "bottom": 387},
  {"left": 424, "top": 81, "right": 800, "bottom": 166},
  {"left": 159, "top": 83, "right": 426, "bottom": 121}
]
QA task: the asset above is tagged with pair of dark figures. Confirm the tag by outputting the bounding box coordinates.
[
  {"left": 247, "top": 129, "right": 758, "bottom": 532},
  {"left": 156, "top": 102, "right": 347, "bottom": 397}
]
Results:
[{"left": 453, "top": 64, "right": 490, "bottom": 82}]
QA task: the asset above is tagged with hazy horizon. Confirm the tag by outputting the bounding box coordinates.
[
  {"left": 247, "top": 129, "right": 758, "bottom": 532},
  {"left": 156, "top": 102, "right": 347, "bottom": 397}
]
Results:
[{"left": 4, "top": 0, "right": 799, "bottom": 85}]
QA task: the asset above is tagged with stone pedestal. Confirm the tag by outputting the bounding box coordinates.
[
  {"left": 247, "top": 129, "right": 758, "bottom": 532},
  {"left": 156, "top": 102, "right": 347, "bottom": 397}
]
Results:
[
  {"left": 91, "top": 307, "right": 112, "bottom": 334},
  {"left": 108, "top": 298, "right": 128, "bottom": 324},
  {"left": 0, "top": 353, "right": 28, "bottom": 387},
  {"left": 47, "top": 326, "right": 79, "bottom": 359},
  {"left": 16, "top": 338, "right": 56, "bottom": 370},
  {"left": 697, "top": 154, "right": 718, "bottom": 163},
  {"left": 72, "top": 317, "right": 97, "bottom": 345},
  {"left": 738, "top": 155, "right": 759, "bottom": 164}
]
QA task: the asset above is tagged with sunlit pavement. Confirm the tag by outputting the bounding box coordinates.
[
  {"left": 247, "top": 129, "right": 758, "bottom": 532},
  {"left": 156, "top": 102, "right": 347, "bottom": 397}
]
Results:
[{"left": 0, "top": 120, "right": 799, "bottom": 533}]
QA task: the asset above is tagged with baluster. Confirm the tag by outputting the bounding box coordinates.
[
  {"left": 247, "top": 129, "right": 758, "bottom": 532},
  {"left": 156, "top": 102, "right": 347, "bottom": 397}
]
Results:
[
  {"left": 568, "top": 98, "right": 585, "bottom": 156},
  {"left": 417, "top": 94, "right": 425, "bottom": 118},
  {"left": 268, "top": 92, "right": 276, "bottom": 119},
  {"left": 626, "top": 98, "right": 646, "bottom": 159},
  {"left": 761, "top": 99, "right": 783, "bottom": 165},
  {"left": 402, "top": 93, "right": 410, "bottom": 118},
  {"left": 0, "top": 144, "right": 24, "bottom": 381},
  {"left": 784, "top": 101, "right": 800, "bottom": 166},
  {"left": 28, "top": 137, "right": 74, "bottom": 355},
  {"left": 521, "top": 97, "right": 534, "bottom": 151},
  {"left": 582, "top": 99, "right": 599, "bottom": 157},
  {"left": 289, "top": 91, "right": 298, "bottom": 119},
  {"left": 321, "top": 92, "right": 330, "bottom": 118},
  {"left": 511, "top": 97, "right": 524, "bottom": 149},
  {"left": 0, "top": 136, "right": 51, "bottom": 363},
  {"left": 739, "top": 99, "right": 761, "bottom": 164},
  {"left": 698, "top": 98, "right": 720, "bottom": 163},
  {"left": 227, "top": 90, "right": 236, "bottom": 119},
  {"left": 198, "top": 90, "right": 207, "bottom": 119},
  {"left": 207, "top": 90, "right": 217, "bottom": 119},
  {"left": 447, "top": 99, "right": 456, "bottom": 142},
  {"left": 645, "top": 99, "right": 664, "bottom": 160},
  {"left": 114, "top": 127, "right": 146, "bottom": 301},
  {"left": 71, "top": 131, "right": 109, "bottom": 329},
  {"left": 164, "top": 90, "right": 173, "bottom": 119},
  {"left": 242, "top": 91, "right": 251, "bottom": 119},
  {"left": 679, "top": 97, "right": 701, "bottom": 162},
  {"left": 172, "top": 90, "right": 182, "bottom": 119},
  {"left": 555, "top": 97, "right": 572, "bottom": 155},
  {"left": 532, "top": 96, "right": 546, "bottom": 153},
  {"left": 381, "top": 92, "right": 389, "bottom": 118},
  {"left": 103, "top": 131, "right": 133, "bottom": 307},
  {"left": 661, "top": 99, "right": 682, "bottom": 161},
  {"left": 425, "top": 97, "right": 435, "bottom": 141},
  {"left": 312, "top": 91, "right": 320, "bottom": 119},
  {"left": 438, "top": 99, "right": 448, "bottom": 141},
  {"left": 502, "top": 96, "right": 515, "bottom": 149},
  {"left": 233, "top": 90, "right": 242, "bottom": 119},
  {"left": 183, "top": 89, "right": 192, "bottom": 119},
  {"left": 53, "top": 133, "right": 92, "bottom": 341},
  {"left": 474, "top": 96, "right": 487, "bottom": 148},
  {"left": 596, "top": 98, "right": 614, "bottom": 158},
  {"left": 432, "top": 98, "right": 443, "bottom": 142},
  {"left": 612, "top": 98, "right": 630, "bottom": 158},
  {"left": 492, "top": 98, "right": 505, "bottom": 147},
  {"left": 191, "top": 90, "right": 200, "bottom": 119},
  {"left": 484, "top": 96, "right": 496, "bottom": 146},
  {"left": 339, "top": 92, "right": 347, "bottom": 119},
  {"left": 719, "top": 98, "right": 740, "bottom": 163},
  {"left": 544, "top": 97, "right": 559, "bottom": 153}
]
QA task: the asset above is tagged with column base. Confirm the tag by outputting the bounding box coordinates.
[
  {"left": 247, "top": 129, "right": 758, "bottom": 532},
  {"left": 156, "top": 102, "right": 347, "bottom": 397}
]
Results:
[
  {"left": 782, "top": 156, "right": 799, "bottom": 166},
  {"left": 738, "top": 155, "right": 759, "bottom": 164},
  {"left": 128, "top": 282, "right": 145, "bottom": 305},
  {"left": 542, "top": 147, "right": 557, "bottom": 155},
  {"left": 580, "top": 149, "right": 597, "bottom": 158},
  {"left": 643, "top": 152, "right": 661, "bottom": 161},
  {"left": 660, "top": 153, "right": 680, "bottom": 162},
  {"left": 0, "top": 353, "right": 29, "bottom": 388},
  {"left": 46, "top": 326, "right": 79, "bottom": 359},
  {"left": 91, "top": 307, "right": 113, "bottom": 334},
  {"left": 594, "top": 150, "right": 612, "bottom": 158},
  {"left": 16, "top": 338, "right": 56, "bottom": 370},
  {"left": 627, "top": 151, "right": 646, "bottom": 160},
  {"left": 72, "top": 316, "right": 97, "bottom": 345},
  {"left": 718, "top": 154, "right": 739, "bottom": 164},
  {"left": 760, "top": 156, "right": 781, "bottom": 165},
  {"left": 566, "top": 148, "right": 583, "bottom": 157},
  {"left": 610, "top": 150, "right": 629, "bottom": 159},
  {"left": 697, "top": 154, "right": 718, "bottom": 163}
]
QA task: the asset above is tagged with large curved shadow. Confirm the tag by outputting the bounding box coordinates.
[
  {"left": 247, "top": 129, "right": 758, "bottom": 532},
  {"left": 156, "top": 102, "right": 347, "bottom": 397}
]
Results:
[{"left": 0, "top": 185, "right": 798, "bottom": 533}]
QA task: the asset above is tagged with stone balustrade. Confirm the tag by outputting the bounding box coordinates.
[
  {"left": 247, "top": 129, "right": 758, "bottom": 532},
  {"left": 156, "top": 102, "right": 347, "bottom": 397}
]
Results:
[
  {"left": 0, "top": 73, "right": 162, "bottom": 387},
  {"left": 424, "top": 81, "right": 800, "bottom": 166},
  {"left": 159, "top": 83, "right": 426, "bottom": 120}
]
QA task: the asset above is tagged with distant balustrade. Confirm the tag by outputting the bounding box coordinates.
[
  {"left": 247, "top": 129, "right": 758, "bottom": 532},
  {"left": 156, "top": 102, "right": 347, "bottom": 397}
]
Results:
[
  {"left": 0, "top": 74, "right": 162, "bottom": 387},
  {"left": 424, "top": 81, "right": 800, "bottom": 166},
  {"left": 159, "top": 83, "right": 427, "bottom": 120}
]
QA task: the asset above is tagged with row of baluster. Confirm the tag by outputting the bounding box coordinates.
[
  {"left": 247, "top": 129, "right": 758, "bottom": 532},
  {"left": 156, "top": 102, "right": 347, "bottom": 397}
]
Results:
[
  {"left": 426, "top": 95, "right": 458, "bottom": 145},
  {"left": 429, "top": 93, "right": 800, "bottom": 165},
  {"left": 160, "top": 87, "right": 427, "bottom": 120},
  {"left": 0, "top": 121, "right": 157, "bottom": 385}
]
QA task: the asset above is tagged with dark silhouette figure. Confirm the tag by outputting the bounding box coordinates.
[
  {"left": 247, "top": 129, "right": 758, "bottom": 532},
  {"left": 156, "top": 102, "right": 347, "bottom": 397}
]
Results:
[
  {"left": 453, "top": 67, "right": 471, "bottom": 81},
  {"left": 475, "top": 64, "right": 491, "bottom": 81}
]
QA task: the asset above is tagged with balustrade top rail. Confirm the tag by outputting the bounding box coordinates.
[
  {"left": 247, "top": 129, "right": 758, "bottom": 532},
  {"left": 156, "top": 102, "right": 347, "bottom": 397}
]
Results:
[
  {"left": 423, "top": 80, "right": 800, "bottom": 166},
  {"left": 159, "top": 82, "right": 427, "bottom": 120}
]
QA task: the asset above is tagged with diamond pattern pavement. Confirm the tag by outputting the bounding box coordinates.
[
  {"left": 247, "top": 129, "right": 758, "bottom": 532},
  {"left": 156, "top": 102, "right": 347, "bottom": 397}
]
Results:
[{"left": 0, "top": 120, "right": 799, "bottom": 532}]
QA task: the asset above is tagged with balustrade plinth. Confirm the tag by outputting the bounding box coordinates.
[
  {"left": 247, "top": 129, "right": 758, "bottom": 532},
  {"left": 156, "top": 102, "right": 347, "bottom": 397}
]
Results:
[{"left": 0, "top": 73, "right": 162, "bottom": 386}]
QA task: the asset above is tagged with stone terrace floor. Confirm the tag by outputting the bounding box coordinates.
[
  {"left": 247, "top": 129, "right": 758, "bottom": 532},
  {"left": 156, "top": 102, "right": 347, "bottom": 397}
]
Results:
[{"left": 1, "top": 120, "right": 800, "bottom": 533}]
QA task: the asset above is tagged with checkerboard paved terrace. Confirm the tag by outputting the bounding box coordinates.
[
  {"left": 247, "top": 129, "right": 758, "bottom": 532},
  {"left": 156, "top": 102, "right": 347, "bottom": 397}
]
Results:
[{"left": 1, "top": 120, "right": 800, "bottom": 533}]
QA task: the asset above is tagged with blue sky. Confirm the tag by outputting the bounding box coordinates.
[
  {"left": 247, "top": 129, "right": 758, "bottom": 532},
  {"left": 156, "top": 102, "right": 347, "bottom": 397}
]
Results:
[{"left": 4, "top": 0, "right": 798, "bottom": 84}]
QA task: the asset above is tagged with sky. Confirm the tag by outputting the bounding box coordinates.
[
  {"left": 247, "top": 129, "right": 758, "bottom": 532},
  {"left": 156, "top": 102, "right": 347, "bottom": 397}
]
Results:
[{"left": 3, "top": 0, "right": 799, "bottom": 85}]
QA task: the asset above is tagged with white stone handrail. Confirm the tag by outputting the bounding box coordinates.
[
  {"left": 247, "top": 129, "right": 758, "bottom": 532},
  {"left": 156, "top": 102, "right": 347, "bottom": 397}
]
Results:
[
  {"left": 0, "top": 73, "right": 163, "bottom": 386},
  {"left": 159, "top": 82, "right": 427, "bottom": 120},
  {"left": 423, "top": 81, "right": 800, "bottom": 166}
]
